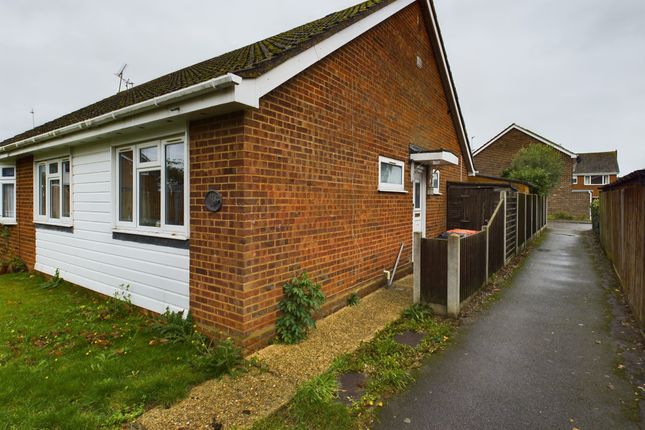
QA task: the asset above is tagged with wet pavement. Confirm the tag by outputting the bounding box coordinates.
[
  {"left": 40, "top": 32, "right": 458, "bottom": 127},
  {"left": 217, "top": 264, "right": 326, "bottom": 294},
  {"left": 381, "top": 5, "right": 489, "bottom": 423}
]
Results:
[{"left": 376, "top": 222, "right": 640, "bottom": 430}]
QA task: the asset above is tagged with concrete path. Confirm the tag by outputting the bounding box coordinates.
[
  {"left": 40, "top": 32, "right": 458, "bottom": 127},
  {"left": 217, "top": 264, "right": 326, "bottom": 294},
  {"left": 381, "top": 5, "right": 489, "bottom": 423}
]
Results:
[{"left": 376, "top": 223, "right": 639, "bottom": 430}]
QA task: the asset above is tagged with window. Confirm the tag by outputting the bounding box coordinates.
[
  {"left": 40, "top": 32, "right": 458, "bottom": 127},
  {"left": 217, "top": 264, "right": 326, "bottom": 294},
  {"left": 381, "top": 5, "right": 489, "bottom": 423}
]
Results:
[
  {"left": 116, "top": 136, "right": 186, "bottom": 235},
  {"left": 35, "top": 158, "right": 72, "bottom": 224},
  {"left": 431, "top": 169, "right": 441, "bottom": 194},
  {"left": 0, "top": 164, "right": 16, "bottom": 222},
  {"left": 572, "top": 176, "right": 578, "bottom": 185},
  {"left": 584, "top": 175, "right": 609, "bottom": 186},
  {"left": 378, "top": 156, "right": 405, "bottom": 193}
]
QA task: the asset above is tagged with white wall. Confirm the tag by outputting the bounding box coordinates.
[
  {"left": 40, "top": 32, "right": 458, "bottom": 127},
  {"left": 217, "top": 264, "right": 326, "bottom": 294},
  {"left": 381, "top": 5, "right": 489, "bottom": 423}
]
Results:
[{"left": 35, "top": 141, "right": 190, "bottom": 314}]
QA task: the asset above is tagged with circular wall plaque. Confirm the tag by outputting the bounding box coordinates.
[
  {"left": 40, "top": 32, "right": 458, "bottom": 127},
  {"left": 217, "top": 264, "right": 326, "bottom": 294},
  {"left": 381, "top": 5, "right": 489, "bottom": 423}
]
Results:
[{"left": 204, "top": 190, "right": 223, "bottom": 212}]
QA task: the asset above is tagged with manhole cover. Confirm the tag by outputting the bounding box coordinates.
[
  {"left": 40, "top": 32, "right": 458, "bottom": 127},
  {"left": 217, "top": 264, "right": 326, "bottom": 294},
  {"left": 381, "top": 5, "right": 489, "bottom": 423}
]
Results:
[
  {"left": 394, "top": 331, "right": 425, "bottom": 348},
  {"left": 338, "top": 372, "right": 368, "bottom": 405}
]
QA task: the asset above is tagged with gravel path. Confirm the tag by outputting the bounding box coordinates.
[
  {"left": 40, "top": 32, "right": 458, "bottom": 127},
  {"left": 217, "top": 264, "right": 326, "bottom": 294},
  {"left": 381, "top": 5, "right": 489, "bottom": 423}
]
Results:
[{"left": 138, "top": 277, "right": 412, "bottom": 429}]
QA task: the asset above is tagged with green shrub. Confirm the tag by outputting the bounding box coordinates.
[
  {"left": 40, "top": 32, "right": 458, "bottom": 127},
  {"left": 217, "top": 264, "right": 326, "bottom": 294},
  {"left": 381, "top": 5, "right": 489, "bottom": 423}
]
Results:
[
  {"left": 152, "top": 310, "right": 199, "bottom": 344},
  {"left": 402, "top": 303, "right": 433, "bottom": 323},
  {"left": 194, "top": 338, "right": 242, "bottom": 377},
  {"left": 40, "top": 269, "right": 64, "bottom": 289},
  {"left": 275, "top": 273, "right": 325, "bottom": 344},
  {"left": 347, "top": 293, "right": 360, "bottom": 307},
  {"left": 7, "top": 257, "right": 27, "bottom": 273},
  {"left": 291, "top": 372, "right": 338, "bottom": 410}
]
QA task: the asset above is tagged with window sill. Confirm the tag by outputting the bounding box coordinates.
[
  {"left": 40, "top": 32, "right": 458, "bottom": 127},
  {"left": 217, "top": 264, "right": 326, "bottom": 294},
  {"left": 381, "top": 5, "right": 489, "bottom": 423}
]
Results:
[
  {"left": 112, "top": 229, "right": 189, "bottom": 249},
  {"left": 429, "top": 192, "right": 442, "bottom": 196},
  {"left": 35, "top": 223, "right": 74, "bottom": 233},
  {"left": 378, "top": 188, "right": 408, "bottom": 194},
  {"left": 0, "top": 220, "right": 17, "bottom": 226}
]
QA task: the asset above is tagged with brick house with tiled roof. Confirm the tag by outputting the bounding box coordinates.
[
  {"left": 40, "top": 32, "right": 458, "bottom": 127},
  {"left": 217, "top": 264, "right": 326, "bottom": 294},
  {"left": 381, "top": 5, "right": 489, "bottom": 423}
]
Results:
[
  {"left": 473, "top": 123, "right": 619, "bottom": 219},
  {"left": 0, "top": 0, "right": 476, "bottom": 350}
]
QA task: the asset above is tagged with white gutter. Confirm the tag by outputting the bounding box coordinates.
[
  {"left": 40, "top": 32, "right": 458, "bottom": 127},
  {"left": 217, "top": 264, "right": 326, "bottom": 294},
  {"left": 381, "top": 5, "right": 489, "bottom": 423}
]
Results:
[{"left": 0, "top": 73, "right": 242, "bottom": 155}]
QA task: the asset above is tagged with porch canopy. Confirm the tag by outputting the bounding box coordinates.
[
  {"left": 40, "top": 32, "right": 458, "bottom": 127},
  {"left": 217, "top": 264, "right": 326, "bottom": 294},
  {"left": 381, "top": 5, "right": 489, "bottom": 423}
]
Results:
[{"left": 409, "top": 145, "right": 459, "bottom": 166}]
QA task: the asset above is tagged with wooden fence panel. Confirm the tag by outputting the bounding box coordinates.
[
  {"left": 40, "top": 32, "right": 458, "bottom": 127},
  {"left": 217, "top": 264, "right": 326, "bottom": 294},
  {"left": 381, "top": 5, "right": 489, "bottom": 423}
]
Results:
[
  {"left": 600, "top": 177, "right": 645, "bottom": 328},
  {"left": 420, "top": 238, "right": 448, "bottom": 306},
  {"left": 488, "top": 203, "right": 505, "bottom": 274},
  {"left": 447, "top": 184, "right": 504, "bottom": 231},
  {"left": 460, "top": 231, "right": 488, "bottom": 301}
]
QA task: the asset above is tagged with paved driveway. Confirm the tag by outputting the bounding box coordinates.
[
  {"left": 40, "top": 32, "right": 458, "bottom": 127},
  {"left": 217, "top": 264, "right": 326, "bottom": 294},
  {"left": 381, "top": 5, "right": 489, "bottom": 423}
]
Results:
[{"left": 376, "top": 223, "right": 639, "bottom": 430}]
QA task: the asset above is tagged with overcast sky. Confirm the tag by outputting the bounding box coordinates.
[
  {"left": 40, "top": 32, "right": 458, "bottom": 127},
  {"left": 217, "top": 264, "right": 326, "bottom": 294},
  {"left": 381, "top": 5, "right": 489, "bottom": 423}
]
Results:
[{"left": 1, "top": 0, "right": 643, "bottom": 174}]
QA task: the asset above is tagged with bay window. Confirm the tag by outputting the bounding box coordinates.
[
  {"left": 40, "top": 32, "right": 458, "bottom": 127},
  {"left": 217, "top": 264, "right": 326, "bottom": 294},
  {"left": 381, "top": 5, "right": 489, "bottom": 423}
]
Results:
[
  {"left": 115, "top": 136, "right": 186, "bottom": 236},
  {"left": 0, "top": 165, "right": 16, "bottom": 223},
  {"left": 34, "top": 157, "right": 71, "bottom": 225}
]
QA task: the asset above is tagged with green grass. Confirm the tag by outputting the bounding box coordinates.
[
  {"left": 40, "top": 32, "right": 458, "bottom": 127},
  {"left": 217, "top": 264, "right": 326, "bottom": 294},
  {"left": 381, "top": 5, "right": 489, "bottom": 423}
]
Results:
[
  {"left": 0, "top": 273, "right": 241, "bottom": 429},
  {"left": 252, "top": 304, "right": 454, "bottom": 430}
]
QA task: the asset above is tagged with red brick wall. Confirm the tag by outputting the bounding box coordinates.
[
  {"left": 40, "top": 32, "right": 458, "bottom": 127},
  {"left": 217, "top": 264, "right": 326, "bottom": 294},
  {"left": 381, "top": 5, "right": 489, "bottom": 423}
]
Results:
[
  {"left": 474, "top": 128, "right": 575, "bottom": 216},
  {"left": 4, "top": 156, "right": 35, "bottom": 270},
  {"left": 240, "top": 3, "right": 465, "bottom": 349},
  {"left": 188, "top": 3, "right": 468, "bottom": 349},
  {"left": 188, "top": 112, "right": 248, "bottom": 337}
]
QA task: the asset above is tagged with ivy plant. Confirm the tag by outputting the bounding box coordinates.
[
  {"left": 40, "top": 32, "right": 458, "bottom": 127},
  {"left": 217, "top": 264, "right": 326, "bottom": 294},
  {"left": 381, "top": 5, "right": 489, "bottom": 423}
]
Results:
[{"left": 276, "top": 273, "right": 325, "bottom": 344}]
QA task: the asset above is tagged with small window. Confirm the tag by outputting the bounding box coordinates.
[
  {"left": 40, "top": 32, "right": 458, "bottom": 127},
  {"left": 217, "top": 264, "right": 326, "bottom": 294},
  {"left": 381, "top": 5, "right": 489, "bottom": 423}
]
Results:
[
  {"left": 0, "top": 164, "right": 16, "bottom": 222},
  {"left": 139, "top": 145, "right": 159, "bottom": 164},
  {"left": 572, "top": 176, "right": 578, "bottom": 185},
  {"left": 378, "top": 156, "right": 405, "bottom": 193},
  {"left": 35, "top": 157, "right": 72, "bottom": 224},
  {"left": 431, "top": 169, "right": 441, "bottom": 194},
  {"left": 585, "top": 175, "right": 607, "bottom": 186}
]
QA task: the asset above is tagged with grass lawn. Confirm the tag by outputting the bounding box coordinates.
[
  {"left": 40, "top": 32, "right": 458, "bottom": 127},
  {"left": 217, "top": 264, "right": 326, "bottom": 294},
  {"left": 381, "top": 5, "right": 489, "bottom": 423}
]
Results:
[{"left": 0, "top": 273, "right": 239, "bottom": 429}]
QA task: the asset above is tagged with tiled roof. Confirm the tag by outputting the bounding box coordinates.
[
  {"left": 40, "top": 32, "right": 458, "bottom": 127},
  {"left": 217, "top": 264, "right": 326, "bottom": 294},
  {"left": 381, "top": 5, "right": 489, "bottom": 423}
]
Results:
[
  {"left": 1, "top": 0, "right": 393, "bottom": 147},
  {"left": 574, "top": 151, "right": 619, "bottom": 174}
]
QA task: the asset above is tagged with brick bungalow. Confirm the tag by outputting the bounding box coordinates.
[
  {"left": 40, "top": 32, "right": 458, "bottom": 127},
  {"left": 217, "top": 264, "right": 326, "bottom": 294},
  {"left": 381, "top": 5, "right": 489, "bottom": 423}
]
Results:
[
  {"left": 473, "top": 123, "right": 619, "bottom": 219},
  {"left": 0, "top": 0, "right": 477, "bottom": 350}
]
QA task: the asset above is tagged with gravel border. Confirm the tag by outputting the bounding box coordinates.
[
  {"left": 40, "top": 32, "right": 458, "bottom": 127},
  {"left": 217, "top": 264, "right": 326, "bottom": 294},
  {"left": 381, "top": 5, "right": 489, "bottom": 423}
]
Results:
[{"left": 138, "top": 277, "right": 412, "bottom": 429}]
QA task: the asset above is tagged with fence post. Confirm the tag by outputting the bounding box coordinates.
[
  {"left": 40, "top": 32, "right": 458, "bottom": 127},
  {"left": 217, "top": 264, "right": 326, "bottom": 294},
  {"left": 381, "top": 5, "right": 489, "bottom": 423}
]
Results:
[
  {"left": 483, "top": 225, "right": 489, "bottom": 280},
  {"left": 413, "top": 232, "right": 421, "bottom": 304},
  {"left": 502, "top": 191, "right": 507, "bottom": 262},
  {"left": 447, "top": 234, "right": 460, "bottom": 317}
]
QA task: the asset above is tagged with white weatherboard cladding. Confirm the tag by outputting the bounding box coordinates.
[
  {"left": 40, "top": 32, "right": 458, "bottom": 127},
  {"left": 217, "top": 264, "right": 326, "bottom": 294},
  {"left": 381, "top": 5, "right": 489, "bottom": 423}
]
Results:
[{"left": 34, "top": 141, "right": 189, "bottom": 314}]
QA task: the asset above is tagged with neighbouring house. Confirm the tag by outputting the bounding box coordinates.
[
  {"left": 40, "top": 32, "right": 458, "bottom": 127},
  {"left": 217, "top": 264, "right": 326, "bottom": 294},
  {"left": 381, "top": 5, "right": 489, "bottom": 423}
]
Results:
[
  {"left": 572, "top": 151, "right": 620, "bottom": 198},
  {"left": 473, "top": 123, "right": 619, "bottom": 219},
  {"left": 0, "top": 0, "right": 476, "bottom": 350}
]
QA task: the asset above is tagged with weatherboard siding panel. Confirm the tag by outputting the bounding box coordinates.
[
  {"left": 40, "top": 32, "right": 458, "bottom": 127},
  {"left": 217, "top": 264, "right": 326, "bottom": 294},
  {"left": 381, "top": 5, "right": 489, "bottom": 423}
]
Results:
[{"left": 34, "top": 142, "right": 190, "bottom": 315}]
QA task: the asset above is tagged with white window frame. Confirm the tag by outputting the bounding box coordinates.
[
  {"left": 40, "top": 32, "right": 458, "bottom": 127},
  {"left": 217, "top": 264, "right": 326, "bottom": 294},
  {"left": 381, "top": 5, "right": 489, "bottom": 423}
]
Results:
[
  {"left": 584, "top": 175, "right": 609, "bottom": 186},
  {"left": 572, "top": 176, "right": 578, "bottom": 185},
  {"left": 114, "top": 135, "right": 188, "bottom": 238},
  {"left": 0, "top": 164, "right": 17, "bottom": 224},
  {"left": 33, "top": 157, "right": 72, "bottom": 226},
  {"left": 430, "top": 169, "right": 441, "bottom": 195},
  {"left": 378, "top": 156, "right": 405, "bottom": 193}
]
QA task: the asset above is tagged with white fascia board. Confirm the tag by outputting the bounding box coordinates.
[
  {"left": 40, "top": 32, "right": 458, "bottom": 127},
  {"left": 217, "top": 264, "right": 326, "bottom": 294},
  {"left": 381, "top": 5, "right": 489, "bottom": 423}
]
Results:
[
  {"left": 247, "top": 0, "right": 415, "bottom": 98},
  {"left": 410, "top": 150, "right": 459, "bottom": 166},
  {"left": 0, "top": 76, "right": 256, "bottom": 160},
  {"left": 474, "top": 124, "right": 577, "bottom": 158}
]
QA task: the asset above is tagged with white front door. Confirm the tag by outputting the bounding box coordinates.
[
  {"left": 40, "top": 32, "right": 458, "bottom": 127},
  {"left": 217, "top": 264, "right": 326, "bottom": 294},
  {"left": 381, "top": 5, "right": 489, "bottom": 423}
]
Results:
[{"left": 413, "top": 166, "right": 427, "bottom": 237}]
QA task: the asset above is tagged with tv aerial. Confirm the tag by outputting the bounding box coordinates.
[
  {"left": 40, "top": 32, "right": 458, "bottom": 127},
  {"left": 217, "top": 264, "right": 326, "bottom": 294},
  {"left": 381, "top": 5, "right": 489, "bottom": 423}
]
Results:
[{"left": 115, "top": 64, "right": 134, "bottom": 93}]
